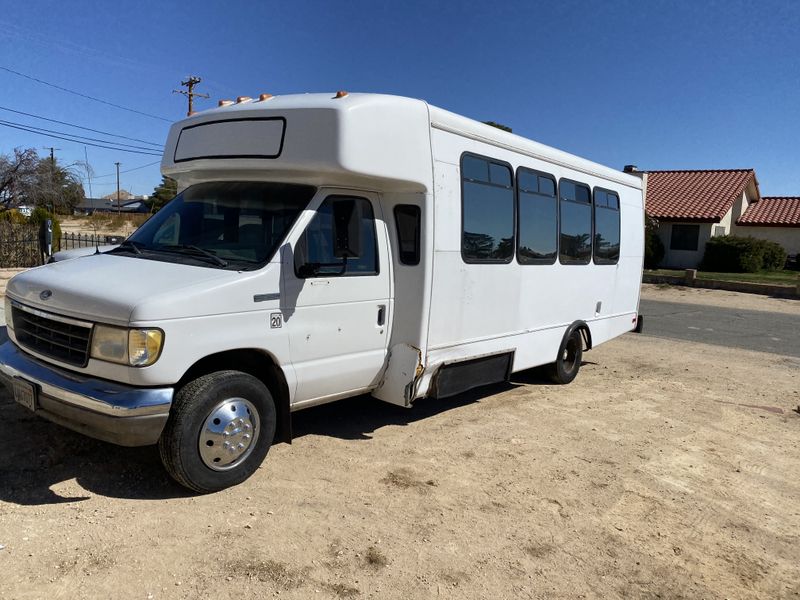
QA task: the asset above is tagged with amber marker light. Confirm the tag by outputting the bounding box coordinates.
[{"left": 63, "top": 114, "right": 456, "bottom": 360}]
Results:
[
  {"left": 257, "top": 93, "right": 274, "bottom": 101},
  {"left": 334, "top": 90, "right": 349, "bottom": 98},
  {"left": 218, "top": 99, "right": 233, "bottom": 107},
  {"left": 236, "top": 96, "right": 252, "bottom": 103}
]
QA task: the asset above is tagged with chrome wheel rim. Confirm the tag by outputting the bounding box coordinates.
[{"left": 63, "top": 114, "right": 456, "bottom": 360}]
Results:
[{"left": 198, "top": 397, "right": 260, "bottom": 471}]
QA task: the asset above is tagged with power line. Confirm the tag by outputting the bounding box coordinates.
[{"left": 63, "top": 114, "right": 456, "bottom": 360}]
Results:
[
  {"left": 0, "top": 119, "right": 160, "bottom": 152},
  {"left": 0, "top": 105, "right": 163, "bottom": 146},
  {"left": 0, "top": 121, "right": 163, "bottom": 156},
  {"left": 0, "top": 65, "right": 172, "bottom": 122},
  {"left": 89, "top": 160, "right": 161, "bottom": 179}
]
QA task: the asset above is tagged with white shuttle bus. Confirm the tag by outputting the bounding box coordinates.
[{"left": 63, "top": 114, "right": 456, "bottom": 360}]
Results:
[{"left": 0, "top": 93, "right": 644, "bottom": 492}]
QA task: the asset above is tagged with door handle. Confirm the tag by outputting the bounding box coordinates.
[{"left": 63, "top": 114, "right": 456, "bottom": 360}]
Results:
[{"left": 377, "top": 305, "right": 386, "bottom": 326}]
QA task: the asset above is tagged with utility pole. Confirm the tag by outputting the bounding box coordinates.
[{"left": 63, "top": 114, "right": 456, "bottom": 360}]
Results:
[
  {"left": 115, "top": 162, "right": 121, "bottom": 215},
  {"left": 173, "top": 76, "right": 209, "bottom": 116},
  {"left": 41, "top": 147, "right": 60, "bottom": 214}
]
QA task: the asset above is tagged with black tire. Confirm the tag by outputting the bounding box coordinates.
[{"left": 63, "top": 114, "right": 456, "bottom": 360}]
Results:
[
  {"left": 547, "top": 329, "right": 583, "bottom": 385},
  {"left": 158, "top": 370, "right": 276, "bottom": 493}
]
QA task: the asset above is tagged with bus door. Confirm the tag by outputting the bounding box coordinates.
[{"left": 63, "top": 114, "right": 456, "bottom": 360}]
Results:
[{"left": 282, "top": 190, "right": 391, "bottom": 402}]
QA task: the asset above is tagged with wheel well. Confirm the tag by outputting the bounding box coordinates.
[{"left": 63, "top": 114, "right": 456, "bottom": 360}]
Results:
[
  {"left": 565, "top": 320, "right": 592, "bottom": 351},
  {"left": 177, "top": 349, "right": 292, "bottom": 444}
]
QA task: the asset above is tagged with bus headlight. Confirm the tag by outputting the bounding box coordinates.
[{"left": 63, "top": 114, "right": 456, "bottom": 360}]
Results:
[{"left": 91, "top": 326, "right": 164, "bottom": 367}]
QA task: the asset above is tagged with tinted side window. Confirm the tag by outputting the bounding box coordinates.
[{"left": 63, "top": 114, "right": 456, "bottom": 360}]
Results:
[
  {"left": 559, "top": 179, "right": 592, "bottom": 264},
  {"left": 461, "top": 154, "right": 514, "bottom": 262},
  {"left": 394, "top": 205, "right": 421, "bottom": 266},
  {"left": 295, "top": 196, "right": 378, "bottom": 276},
  {"left": 593, "top": 189, "right": 620, "bottom": 264},
  {"left": 517, "top": 168, "right": 557, "bottom": 264}
]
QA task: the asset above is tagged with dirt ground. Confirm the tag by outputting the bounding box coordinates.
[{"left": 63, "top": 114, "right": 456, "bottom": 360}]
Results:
[
  {"left": 59, "top": 216, "right": 141, "bottom": 239},
  {"left": 0, "top": 288, "right": 799, "bottom": 599}
]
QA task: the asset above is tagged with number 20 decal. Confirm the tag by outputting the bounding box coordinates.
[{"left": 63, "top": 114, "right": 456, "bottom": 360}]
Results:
[{"left": 270, "top": 313, "right": 282, "bottom": 329}]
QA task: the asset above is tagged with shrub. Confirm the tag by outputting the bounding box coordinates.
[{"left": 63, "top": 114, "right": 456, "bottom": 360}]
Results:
[
  {"left": 700, "top": 235, "right": 786, "bottom": 273},
  {"left": 644, "top": 214, "right": 664, "bottom": 269},
  {"left": 0, "top": 209, "right": 28, "bottom": 224},
  {"left": 758, "top": 238, "right": 787, "bottom": 271},
  {"left": 0, "top": 222, "right": 40, "bottom": 267}
]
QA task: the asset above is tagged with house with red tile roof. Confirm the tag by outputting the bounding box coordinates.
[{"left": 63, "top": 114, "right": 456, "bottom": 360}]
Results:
[
  {"left": 736, "top": 196, "right": 800, "bottom": 256},
  {"left": 635, "top": 168, "right": 760, "bottom": 268},
  {"left": 628, "top": 167, "right": 800, "bottom": 268}
]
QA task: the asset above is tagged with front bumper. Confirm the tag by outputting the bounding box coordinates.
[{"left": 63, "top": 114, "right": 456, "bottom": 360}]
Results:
[{"left": 0, "top": 340, "right": 173, "bottom": 446}]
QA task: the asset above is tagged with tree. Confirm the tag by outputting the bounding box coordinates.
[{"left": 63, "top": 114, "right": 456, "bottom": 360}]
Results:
[
  {"left": 0, "top": 148, "right": 85, "bottom": 214},
  {"left": 148, "top": 176, "right": 177, "bottom": 212},
  {"left": 24, "top": 157, "right": 86, "bottom": 214},
  {"left": 0, "top": 148, "right": 38, "bottom": 208},
  {"left": 644, "top": 214, "right": 665, "bottom": 269}
]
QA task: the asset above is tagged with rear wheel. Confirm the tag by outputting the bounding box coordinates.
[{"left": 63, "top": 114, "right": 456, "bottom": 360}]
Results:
[
  {"left": 547, "top": 329, "right": 583, "bottom": 384},
  {"left": 159, "top": 370, "right": 276, "bottom": 493}
]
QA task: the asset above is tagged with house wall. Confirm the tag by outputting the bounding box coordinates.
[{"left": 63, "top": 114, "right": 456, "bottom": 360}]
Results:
[
  {"left": 732, "top": 226, "right": 800, "bottom": 255},
  {"left": 657, "top": 221, "right": 715, "bottom": 269}
]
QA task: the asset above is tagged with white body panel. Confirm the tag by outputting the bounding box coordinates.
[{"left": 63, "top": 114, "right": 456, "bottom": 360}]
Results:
[{"left": 5, "top": 93, "right": 643, "bottom": 414}]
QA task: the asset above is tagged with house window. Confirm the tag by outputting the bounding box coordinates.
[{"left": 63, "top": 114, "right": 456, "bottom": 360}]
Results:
[
  {"left": 517, "top": 168, "right": 558, "bottom": 264},
  {"left": 559, "top": 179, "right": 592, "bottom": 264},
  {"left": 460, "top": 154, "right": 514, "bottom": 263},
  {"left": 714, "top": 226, "right": 726, "bottom": 237},
  {"left": 670, "top": 224, "right": 700, "bottom": 251}
]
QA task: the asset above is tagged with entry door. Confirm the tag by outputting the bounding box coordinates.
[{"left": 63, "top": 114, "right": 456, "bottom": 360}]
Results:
[{"left": 282, "top": 191, "right": 391, "bottom": 403}]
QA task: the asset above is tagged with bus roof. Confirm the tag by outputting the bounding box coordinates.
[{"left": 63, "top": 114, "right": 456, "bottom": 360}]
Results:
[{"left": 161, "top": 92, "right": 641, "bottom": 191}]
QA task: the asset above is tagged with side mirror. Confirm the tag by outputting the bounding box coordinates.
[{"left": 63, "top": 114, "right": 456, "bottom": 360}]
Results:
[{"left": 331, "top": 198, "right": 361, "bottom": 259}]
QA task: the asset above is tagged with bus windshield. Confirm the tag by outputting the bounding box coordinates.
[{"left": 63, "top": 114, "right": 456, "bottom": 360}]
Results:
[{"left": 122, "top": 181, "right": 315, "bottom": 270}]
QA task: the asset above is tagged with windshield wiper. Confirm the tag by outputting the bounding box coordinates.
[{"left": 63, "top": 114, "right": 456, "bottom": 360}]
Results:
[
  {"left": 110, "top": 240, "right": 145, "bottom": 255},
  {"left": 159, "top": 244, "right": 228, "bottom": 267}
]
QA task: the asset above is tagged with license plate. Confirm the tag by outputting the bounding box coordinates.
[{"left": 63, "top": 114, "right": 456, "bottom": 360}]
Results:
[{"left": 12, "top": 378, "right": 38, "bottom": 412}]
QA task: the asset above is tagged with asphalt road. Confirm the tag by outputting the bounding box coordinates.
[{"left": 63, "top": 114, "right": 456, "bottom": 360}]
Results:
[{"left": 639, "top": 299, "right": 800, "bottom": 358}]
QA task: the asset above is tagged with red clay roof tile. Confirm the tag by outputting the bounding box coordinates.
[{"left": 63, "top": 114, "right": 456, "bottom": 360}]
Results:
[
  {"left": 738, "top": 196, "right": 800, "bottom": 227},
  {"left": 645, "top": 169, "right": 755, "bottom": 222}
]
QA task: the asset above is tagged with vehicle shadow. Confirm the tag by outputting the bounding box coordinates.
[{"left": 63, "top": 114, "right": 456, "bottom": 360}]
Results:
[{"left": 0, "top": 323, "right": 558, "bottom": 505}]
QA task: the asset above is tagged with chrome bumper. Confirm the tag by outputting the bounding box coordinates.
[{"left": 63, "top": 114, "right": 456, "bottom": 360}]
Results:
[{"left": 0, "top": 340, "right": 173, "bottom": 446}]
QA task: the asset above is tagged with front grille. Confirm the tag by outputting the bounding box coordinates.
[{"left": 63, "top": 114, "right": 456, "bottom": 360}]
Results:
[{"left": 11, "top": 304, "right": 92, "bottom": 367}]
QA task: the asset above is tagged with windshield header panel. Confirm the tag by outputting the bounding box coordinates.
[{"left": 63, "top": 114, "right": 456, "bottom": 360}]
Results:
[{"left": 120, "top": 181, "right": 315, "bottom": 270}]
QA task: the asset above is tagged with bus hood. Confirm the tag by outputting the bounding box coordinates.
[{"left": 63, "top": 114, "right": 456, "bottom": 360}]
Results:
[{"left": 6, "top": 254, "right": 252, "bottom": 326}]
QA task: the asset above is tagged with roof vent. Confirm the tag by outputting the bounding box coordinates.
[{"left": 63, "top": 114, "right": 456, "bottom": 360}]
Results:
[
  {"left": 623, "top": 165, "right": 639, "bottom": 173},
  {"left": 257, "top": 93, "right": 274, "bottom": 101},
  {"left": 334, "top": 90, "right": 349, "bottom": 99},
  {"left": 236, "top": 96, "right": 252, "bottom": 104},
  {"left": 218, "top": 99, "right": 234, "bottom": 107}
]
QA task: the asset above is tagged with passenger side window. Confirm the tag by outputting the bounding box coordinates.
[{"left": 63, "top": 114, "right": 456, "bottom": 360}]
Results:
[
  {"left": 559, "top": 179, "right": 592, "bottom": 264},
  {"left": 593, "top": 189, "right": 620, "bottom": 264},
  {"left": 461, "top": 154, "right": 514, "bottom": 263},
  {"left": 517, "top": 168, "right": 557, "bottom": 264},
  {"left": 294, "top": 196, "right": 378, "bottom": 277},
  {"left": 394, "top": 205, "right": 421, "bottom": 266}
]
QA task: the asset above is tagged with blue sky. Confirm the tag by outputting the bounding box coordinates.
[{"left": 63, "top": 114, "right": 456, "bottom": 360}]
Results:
[{"left": 1, "top": 0, "right": 799, "bottom": 197}]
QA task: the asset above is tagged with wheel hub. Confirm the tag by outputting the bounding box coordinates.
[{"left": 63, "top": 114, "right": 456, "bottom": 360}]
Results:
[{"left": 198, "top": 397, "right": 260, "bottom": 471}]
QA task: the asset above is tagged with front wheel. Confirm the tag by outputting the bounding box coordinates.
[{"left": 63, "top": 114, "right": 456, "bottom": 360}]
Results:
[
  {"left": 547, "top": 329, "right": 583, "bottom": 385},
  {"left": 159, "top": 370, "right": 276, "bottom": 493}
]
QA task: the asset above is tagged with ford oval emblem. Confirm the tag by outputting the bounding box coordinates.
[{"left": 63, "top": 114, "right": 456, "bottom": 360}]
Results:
[{"left": 39, "top": 290, "right": 52, "bottom": 301}]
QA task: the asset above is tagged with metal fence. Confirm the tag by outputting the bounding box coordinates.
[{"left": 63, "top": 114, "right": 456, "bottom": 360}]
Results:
[{"left": 0, "top": 224, "right": 121, "bottom": 268}]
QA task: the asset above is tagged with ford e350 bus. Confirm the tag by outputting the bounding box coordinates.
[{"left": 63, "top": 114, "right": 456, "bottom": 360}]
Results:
[{"left": 0, "top": 92, "right": 644, "bottom": 492}]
